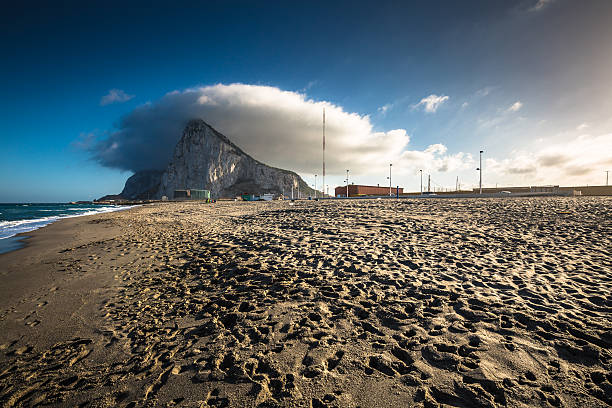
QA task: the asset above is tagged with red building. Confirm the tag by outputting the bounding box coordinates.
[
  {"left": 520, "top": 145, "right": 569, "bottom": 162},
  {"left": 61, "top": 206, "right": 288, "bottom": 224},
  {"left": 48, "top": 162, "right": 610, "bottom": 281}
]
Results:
[{"left": 334, "top": 184, "right": 403, "bottom": 197}]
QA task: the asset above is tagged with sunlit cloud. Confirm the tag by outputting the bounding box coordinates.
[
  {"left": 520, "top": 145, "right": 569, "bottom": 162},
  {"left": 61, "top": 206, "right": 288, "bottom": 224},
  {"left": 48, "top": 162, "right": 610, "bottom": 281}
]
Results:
[
  {"left": 486, "top": 133, "right": 612, "bottom": 184},
  {"left": 413, "top": 94, "right": 449, "bottom": 113},
  {"left": 506, "top": 101, "right": 523, "bottom": 113},
  {"left": 87, "top": 84, "right": 470, "bottom": 180}
]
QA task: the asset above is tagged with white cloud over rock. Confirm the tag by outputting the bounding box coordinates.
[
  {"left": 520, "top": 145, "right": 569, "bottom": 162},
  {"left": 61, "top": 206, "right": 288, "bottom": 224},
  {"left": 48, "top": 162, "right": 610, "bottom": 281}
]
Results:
[{"left": 90, "top": 84, "right": 468, "bottom": 179}]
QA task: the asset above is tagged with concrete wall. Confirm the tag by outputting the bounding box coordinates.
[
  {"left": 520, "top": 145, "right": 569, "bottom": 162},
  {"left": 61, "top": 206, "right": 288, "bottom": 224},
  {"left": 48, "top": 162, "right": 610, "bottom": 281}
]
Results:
[
  {"left": 471, "top": 186, "right": 611, "bottom": 196},
  {"left": 471, "top": 186, "right": 559, "bottom": 193},
  {"left": 559, "top": 186, "right": 612, "bottom": 196},
  {"left": 399, "top": 185, "right": 612, "bottom": 196}
]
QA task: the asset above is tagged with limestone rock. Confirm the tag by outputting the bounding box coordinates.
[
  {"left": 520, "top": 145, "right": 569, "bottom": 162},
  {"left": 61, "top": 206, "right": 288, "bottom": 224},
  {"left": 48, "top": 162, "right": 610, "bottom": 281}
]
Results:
[
  {"left": 119, "top": 170, "right": 163, "bottom": 200},
  {"left": 113, "top": 119, "right": 316, "bottom": 200}
]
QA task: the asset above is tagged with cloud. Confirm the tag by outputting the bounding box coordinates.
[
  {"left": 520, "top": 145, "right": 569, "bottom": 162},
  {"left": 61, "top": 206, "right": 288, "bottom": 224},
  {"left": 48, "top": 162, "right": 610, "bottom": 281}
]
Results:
[
  {"left": 377, "top": 96, "right": 413, "bottom": 116},
  {"left": 537, "top": 153, "right": 570, "bottom": 167},
  {"left": 576, "top": 123, "right": 589, "bottom": 131},
  {"left": 477, "top": 116, "right": 505, "bottom": 130},
  {"left": 530, "top": 0, "right": 554, "bottom": 11},
  {"left": 506, "top": 101, "right": 523, "bottom": 112},
  {"left": 100, "top": 89, "right": 135, "bottom": 106},
  {"left": 486, "top": 133, "right": 612, "bottom": 184},
  {"left": 477, "top": 100, "right": 525, "bottom": 130},
  {"left": 71, "top": 132, "right": 98, "bottom": 151},
  {"left": 86, "top": 84, "right": 471, "bottom": 179},
  {"left": 507, "top": 166, "right": 537, "bottom": 175},
  {"left": 400, "top": 149, "right": 473, "bottom": 175},
  {"left": 413, "top": 94, "right": 449, "bottom": 113},
  {"left": 301, "top": 80, "right": 319, "bottom": 92},
  {"left": 378, "top": 103, "right": 393, "bottom": 115},
  {"left": 475, "top": 87, "right": 496, "bottom": 97}
]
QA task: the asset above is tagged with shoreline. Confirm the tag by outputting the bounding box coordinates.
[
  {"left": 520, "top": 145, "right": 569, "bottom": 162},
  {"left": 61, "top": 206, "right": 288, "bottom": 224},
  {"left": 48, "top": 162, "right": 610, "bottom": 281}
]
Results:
[
  {"left": 0, "top": 235, "right": 30, "bottom": 254},
  {"left": 0, "top": 204, "right": 137, "bottom": 255},
  {"left": 0, "top": 209, "right": 130, "bottom": 344},
  {"left": 1, "top": 198, "right": 611, "bottom": 407}
]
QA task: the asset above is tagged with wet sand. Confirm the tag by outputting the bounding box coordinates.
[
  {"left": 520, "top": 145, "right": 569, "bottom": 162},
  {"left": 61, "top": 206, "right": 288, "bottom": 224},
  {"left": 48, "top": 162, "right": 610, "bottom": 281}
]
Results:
[{"left": 1, "top": 198, "right": 611, "bottom": 407}]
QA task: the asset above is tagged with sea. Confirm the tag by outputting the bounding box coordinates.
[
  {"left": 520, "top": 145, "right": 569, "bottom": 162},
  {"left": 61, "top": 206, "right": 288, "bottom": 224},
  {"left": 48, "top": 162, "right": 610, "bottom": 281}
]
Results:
[{"left": 0, "top": 203, "right": 133, "bottom": 254}]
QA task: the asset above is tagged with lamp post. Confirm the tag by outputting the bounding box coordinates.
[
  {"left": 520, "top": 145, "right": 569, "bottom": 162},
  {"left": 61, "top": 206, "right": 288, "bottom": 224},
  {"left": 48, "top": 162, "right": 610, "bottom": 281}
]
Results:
[
  {"left": 314, "top": 174, "right": 317, "bottom": 199},
  {"left": 389, "top": 163, "right": 392, "bottom": 196},
  {"left": 346, "top": 169, "right": 349, "bottom": 198},
  {"left": 477, "top": 150, "right": 484, "bottom": 194},
  {"left": 419, "top": 169, "right": 423, "bottom": 195},
  {"left": 607, "top": 170, "right": 609, "bottom": 186}
]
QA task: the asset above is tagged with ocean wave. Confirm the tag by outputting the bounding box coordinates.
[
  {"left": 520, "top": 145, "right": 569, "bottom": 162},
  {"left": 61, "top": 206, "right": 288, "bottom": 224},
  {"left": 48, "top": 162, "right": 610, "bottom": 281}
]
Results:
[{"left": 0, "top": 206, "right": 135, "bottom": 240}]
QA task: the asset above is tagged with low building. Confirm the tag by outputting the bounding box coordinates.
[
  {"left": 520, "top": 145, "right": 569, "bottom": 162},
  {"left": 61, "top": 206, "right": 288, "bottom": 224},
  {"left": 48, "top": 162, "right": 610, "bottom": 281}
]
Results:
[
  {"left": 173, "top": 189, "right": 211, "bottom": 200},
  {"left": 335, "top": 185, "right": 403, "bottom": 197}
]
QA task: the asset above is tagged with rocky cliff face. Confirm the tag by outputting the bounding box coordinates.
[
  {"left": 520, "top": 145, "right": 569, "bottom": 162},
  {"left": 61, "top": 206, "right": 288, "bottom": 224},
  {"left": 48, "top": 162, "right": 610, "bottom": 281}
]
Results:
[
  {"left": 119, "top": 170, "right": 164, "bottom": 200},
  {"left": 114, "top": 119, "right": 315, "bottom": 199}
]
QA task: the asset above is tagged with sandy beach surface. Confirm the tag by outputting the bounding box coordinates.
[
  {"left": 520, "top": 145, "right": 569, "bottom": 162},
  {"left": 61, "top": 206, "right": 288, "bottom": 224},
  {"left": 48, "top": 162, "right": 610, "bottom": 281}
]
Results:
[{"left": 1, "top": 198, "right": 611, "bottom": 407}]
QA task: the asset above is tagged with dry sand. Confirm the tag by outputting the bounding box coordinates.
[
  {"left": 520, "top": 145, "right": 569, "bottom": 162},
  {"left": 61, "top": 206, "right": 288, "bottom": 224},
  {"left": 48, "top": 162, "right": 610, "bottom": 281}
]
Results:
[{"left": 0, "top": 197, "right": 611, "bottom": 407}]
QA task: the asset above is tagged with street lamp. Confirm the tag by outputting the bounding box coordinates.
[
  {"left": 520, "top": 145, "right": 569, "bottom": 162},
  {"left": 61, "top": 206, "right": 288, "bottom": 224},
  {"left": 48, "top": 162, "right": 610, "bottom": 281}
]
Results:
[
  {"left": 346, "top": 169, "right": 349, "bottom": 198},
  {"left": 389, "top": 163, "right": 392, "bottom": 196},
  {"left": 606, "top": 170, "right": 609, "bottom": 186},
  {"left": 314, "top": 174, "right": 317, "bottom": 199},
  {"left": 419, "top": 169, "right": 423, "bottom": 195},
  {"left": 477, "top": 150, "right": 484, "bottom": 194}
]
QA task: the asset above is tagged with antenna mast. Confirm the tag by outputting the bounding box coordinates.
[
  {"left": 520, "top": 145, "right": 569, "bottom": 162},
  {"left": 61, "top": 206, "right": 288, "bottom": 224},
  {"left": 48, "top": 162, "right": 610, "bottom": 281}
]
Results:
[{"left": 322, "top": 107, "right": 325, "bottom": 198}]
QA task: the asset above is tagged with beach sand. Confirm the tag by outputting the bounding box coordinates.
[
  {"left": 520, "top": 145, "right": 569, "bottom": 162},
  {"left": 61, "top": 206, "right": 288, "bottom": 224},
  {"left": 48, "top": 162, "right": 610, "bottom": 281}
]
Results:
[{"left": 1, "top": 198, "right": 611, "bottom": 407}]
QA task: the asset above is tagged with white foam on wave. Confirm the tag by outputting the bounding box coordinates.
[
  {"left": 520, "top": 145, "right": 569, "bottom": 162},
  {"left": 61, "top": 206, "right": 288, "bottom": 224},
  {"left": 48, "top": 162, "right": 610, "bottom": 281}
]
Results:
[{"left": 0, "top": 206, "right": 135, "bottom": 240}]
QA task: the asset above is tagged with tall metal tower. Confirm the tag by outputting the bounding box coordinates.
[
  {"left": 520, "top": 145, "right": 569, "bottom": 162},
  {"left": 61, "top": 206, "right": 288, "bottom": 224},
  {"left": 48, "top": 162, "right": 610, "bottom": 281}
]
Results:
[
  {"left": 322, "top": 108, "right": 325, "bottom": 198},
  {"left": 478, "top": 150, "right": 484, "bottom": 194},
  {"left": 419, "top": 169, "right": 423, "bottom": 194}
]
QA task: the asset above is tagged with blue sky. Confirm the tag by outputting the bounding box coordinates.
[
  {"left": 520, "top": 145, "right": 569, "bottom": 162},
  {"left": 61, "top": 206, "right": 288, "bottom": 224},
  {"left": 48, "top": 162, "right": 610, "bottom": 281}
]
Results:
[{"left": 1, "top": 0, "right": 611, "bottom": 202}]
